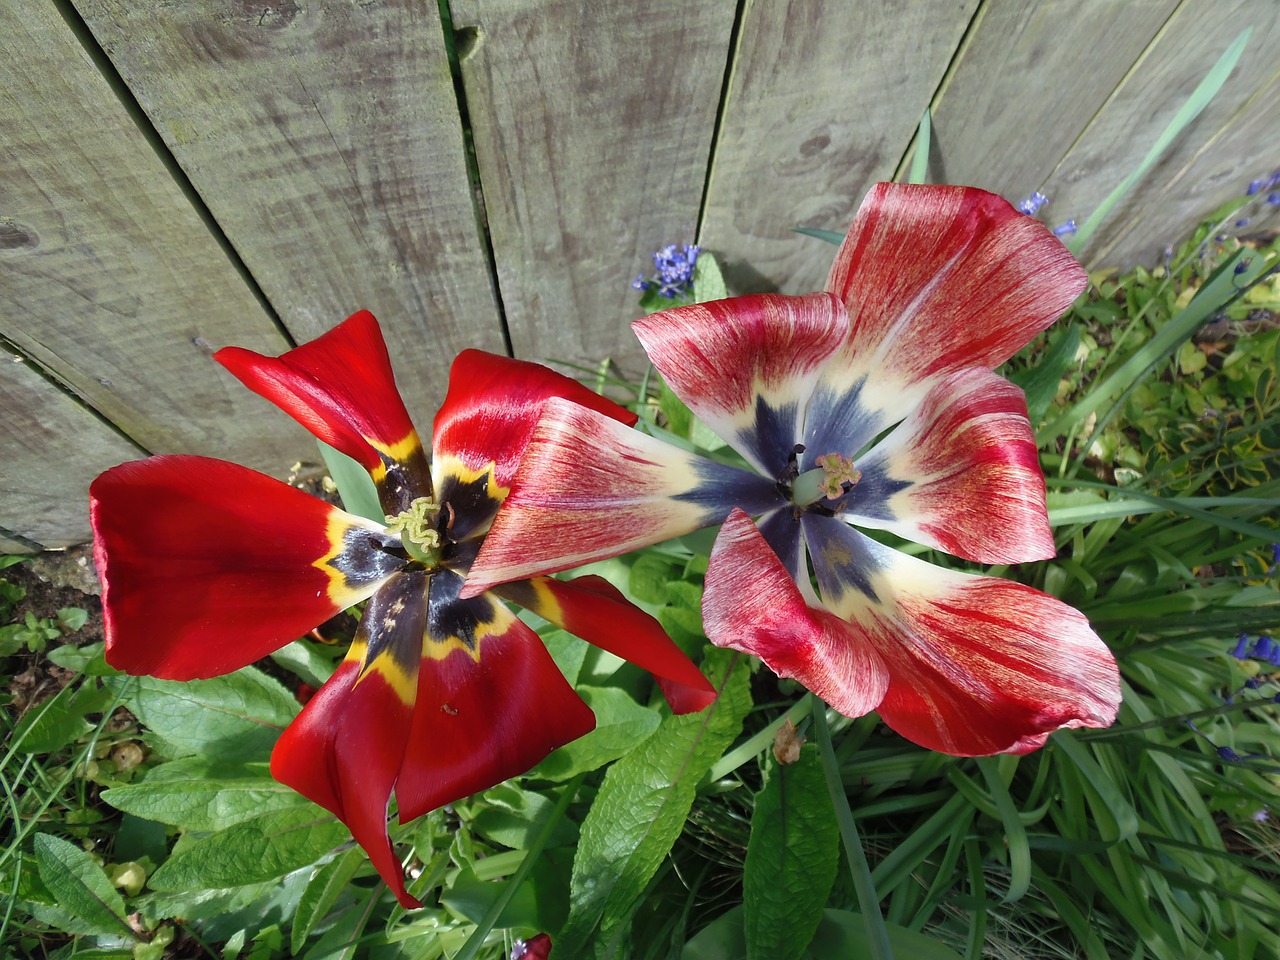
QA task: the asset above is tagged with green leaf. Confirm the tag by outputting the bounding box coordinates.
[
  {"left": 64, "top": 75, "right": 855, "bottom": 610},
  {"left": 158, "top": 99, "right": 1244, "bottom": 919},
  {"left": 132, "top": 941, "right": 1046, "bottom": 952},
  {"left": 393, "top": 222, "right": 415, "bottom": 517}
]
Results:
[
  {"left": 10, "top": 679, "right": 113, "bottom": 753},
  {"left": 291, "top": 847, "right": 365, "bottom": 954},
  {"left": 1067, "top": 28, "right": 1249, "bottom": 254},
  {"left": 681, "top": 907, "right": 964, "bottom": 960},
  {"left": 58, "top": 606, "right": 89, "bottom": 631},
  {"left": 742, "top": 746, "right": 840, "bottom": 960},
  {"left": 793, "top": 227, "right": 844, "bottom": 245},
  {"left": 532, "top": 686, "right": 662, "bottom": 781},
  {"left": 46, "top": 641, "right": 118, "bottom": 675},
  {"left": 270, "top": 639, "right": 338, "bottom": 688},
  {"left": 470, "top": 783, "right": 580, "bottom": 849},
  {"left": 628, "top": 554, "right": 679, "bottom": 606},
  {"left": 107, "top": 666, "right": 297, "bottom": 760},
  {"left": 102, "top": 757, "right": 303, "bottom": 831},
  {"left": 907, "top": 108, "right": 931, "bottom": 184},
  {"left": 318, "top": 439, "right": 383, "bottom": 524},
  {"left": 557, "top": 649, "right": 751, "bottom": 958},
  {"left": 692, "top": 250, "right": 728, "bottom": 303},
  {"left": 1008, "top": 325, "right": 1082, "bottom": 426},
  {"left": 440, "top": 865, "right": 541, "bottom": 929},
  {"left": 147, "top": 804, "right": 349, "bottom": 890},
  {"left": 33, "top": 834, "right": 137, "bottom": 940}
]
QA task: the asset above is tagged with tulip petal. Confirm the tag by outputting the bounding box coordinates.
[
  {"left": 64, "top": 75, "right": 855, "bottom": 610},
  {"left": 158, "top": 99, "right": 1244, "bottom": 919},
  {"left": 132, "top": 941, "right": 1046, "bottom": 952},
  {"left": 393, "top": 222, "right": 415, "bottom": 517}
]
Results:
[
  {"left": 839, "top": 367, "right": 1055, "bottom": 563},
  {"left": 270, "top": 569, "right": 428, "bottom": 909},
  {"left": 495, "top": 575, "right": 716, "bottom": 714},
  {"left": 430, "top": 350, "right": 636, "bottom": 542},
  {"left": 703, "top": 509, "right": 889, "bottom": 718},
  {"left": 393, "top": 570, "right": 596, "bottom": 822},
  {"left": 632, "top": 293, "right": 846, "bottom": 476},
  {"left": 91, "top": 455, "right": 405, "bottom": 680},
  {"left": 216, "top": 310, "right": 431, "bottom": 513},
  {"left": 463, "top": 398, "right": 782, "bottom": 595},
  {"left": 807, "top": 183, "right": 1087, "bottom": 460},
  {"left": 805, "top": 516, "right": 1121, "bottom": 755}
]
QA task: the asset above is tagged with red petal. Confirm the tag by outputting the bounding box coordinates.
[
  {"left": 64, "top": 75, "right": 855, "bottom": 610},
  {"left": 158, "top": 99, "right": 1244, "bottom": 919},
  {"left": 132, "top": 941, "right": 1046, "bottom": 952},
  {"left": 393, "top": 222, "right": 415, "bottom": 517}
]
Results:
[
  {"left": 91, "top": 456, "right": 402, "bottom": 680},
  {"left": 840, "top": 367, "right": 1054, "bottom": 563},
  {"left": 807, "top": 519, "right": 1120, "bottom": 755},
  {"left": 808, "top": 184, "right": 1086, "bottom": 453},
  {"left": 514, "top": 934, "right": 553, "bottom": 959},
  {"left": 393, "top": 571, "right": 596, "bottom": 822},
  {"left": 272, "top": 569, "right": 430, "bottom": 909},
  {"left": 632, "top": 293, "right": 845, "bottom": 476},
  {"left": 216, "top": 311, "right": 430, "bottom": 499},
  {"left": 703, "top": 510, "right": 889, "bottom": 718},
  {"left": 272, "top": 656, "right": 422, "bottom": 909},
  {"left": 463, "top": 398, "right": 779, "bottom": 596},
  {"left": 495, "top": 575, "right": 716, "bottom": 714},
  {"left": 432, "top": 349, "right": 637, "bottom": 489}
]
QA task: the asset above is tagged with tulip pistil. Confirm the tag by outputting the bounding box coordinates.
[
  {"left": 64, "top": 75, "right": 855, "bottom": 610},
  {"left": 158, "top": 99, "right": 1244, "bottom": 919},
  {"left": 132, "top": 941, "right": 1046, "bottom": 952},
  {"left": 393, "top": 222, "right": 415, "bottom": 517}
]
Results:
[
  {"left": 791, "top": 453, "right": 861, "bottom": 507},
  {"left": 386, "top": 497, "right": 443, "bottom": 564}
]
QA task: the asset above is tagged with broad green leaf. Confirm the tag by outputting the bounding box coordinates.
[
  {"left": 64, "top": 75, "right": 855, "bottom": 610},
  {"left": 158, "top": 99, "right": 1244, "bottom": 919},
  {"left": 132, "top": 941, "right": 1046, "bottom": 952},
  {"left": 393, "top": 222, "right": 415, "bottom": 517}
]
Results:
[
  {"left": 102, "top": 757, "right": 302, "bottom": 831},
  {"left": 440, "top": 865, "right": 540, "bottom": 929},
  {"left": 291, "top": 847, "right": 365, "bottom": 954},
  {"left": 271, "top": 639, "right": 338, "bottom": 688},
  {"left": 46, "top": 640, "right": 118, "bottom": 676},
  {"left": 532, "top": 687, "right": 662, "bottom": 781},
  {"left": 318, "top": 439, "right": 383, "bottom": 524},
  {"left": 743, "top": 747, "right": 839, "bottom": 960},
  {"left": 628, "top": 554, "right": 679, "bottom": 606},
  {"left": 147, "top": 804, "right": 349, "bottom": 890},
  {"left": 810, "top": 908, "right": 963, "bottom": 959},
  {"left": 692, "top": 250, "right": 728, "bottom": 303},
  {"left": 681, "top": 907, "right": 964, "bottom": 960},
  {"left": 33, "top": 834, "right": 137, "bottom": 940},
  {"left": 107, "top": 666, "right": 297, "bottom": 760},
  {"left": 10, "top": 679, "right": 112, "bottom": 753},
  {"left": 557, "top": 649, "right": 751, "bottom": 958},
  {"left": 470, "top": 783, "right": 580, "bottom": 849}
]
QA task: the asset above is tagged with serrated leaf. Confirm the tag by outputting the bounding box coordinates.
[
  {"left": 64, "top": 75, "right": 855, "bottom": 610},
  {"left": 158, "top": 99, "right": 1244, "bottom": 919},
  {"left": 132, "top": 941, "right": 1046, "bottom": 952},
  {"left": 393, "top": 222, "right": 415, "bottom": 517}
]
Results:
[
  {"left": 107, "top": 666, "right": 297, "bottom": 760},
  {"left": 33, "top": 834, "right": 137, "bottom": 940},
  {"left": 102, "top": 757, "right": 302, "bottom": 831},
  {"left": 532, "top": 687, "right": 662, "bottom": 781},
  {"left": 147, "top": 804, "right": 349, "bottom": 890},
  {"left": 743, "top": 747, "right": 839, "bottom": 960},
  {"left": 557, "top": 649, "right": 751, "bottom": 958},
  {"left": 291, "top": 848, "right": 365, "bottom": 954}
]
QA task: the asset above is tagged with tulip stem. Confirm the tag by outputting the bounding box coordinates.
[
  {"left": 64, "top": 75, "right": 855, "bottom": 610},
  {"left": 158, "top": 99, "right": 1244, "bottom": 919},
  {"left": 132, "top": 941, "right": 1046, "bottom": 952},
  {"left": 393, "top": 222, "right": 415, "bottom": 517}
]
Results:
[{"left": 812, "top": 700, "right": 895, "bottom": 960}]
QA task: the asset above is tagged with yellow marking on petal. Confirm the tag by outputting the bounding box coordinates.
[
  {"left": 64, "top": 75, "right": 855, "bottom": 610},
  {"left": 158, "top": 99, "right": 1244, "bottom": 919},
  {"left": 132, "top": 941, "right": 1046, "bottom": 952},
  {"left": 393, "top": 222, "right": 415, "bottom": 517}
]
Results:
[
  {"left": 521, "top": 577, "right": 564, "bottom": 627},
  {"left": 431, "top": 454, "right": 509, "bottom": 506},
  {"left": 369, "top": 432, "right": 426, "bottom": 485},
  {"left": 313, "top": 515, "right": 382, "bottom": 609},
  {"left": 421, "top": 594, "right": 514, "bottom": 664},
  {"left": 355, "top": 650, "right": 418, "bottom": 704}
]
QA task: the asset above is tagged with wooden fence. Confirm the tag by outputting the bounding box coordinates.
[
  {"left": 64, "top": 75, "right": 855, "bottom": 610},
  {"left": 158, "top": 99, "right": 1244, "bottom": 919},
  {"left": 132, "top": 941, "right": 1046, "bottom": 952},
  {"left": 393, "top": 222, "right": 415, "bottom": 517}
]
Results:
[{"left": 2, "top": 0, "right": 1278, "bottom": 551}]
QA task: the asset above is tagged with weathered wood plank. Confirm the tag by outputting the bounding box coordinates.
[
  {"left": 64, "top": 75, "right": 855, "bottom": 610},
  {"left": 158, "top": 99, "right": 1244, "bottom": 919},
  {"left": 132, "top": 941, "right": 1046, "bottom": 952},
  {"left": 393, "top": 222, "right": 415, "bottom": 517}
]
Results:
[
  {"left": 1039, "top": 0, "right": 1280, "bottom": 269},
  {"left": 0, "top": 3, "right": 311, "bottom": 475},
  {"left": 451, "top": 0, "right": 737, "bottom": 373},
  {"left": 0, "top": 354, "right": 143, "bottom": 550},
  {"left": 1099, "top": 69, "right": 1280, "bottom": 268},
  {"left": 698, "top": 0, "right": 978, "bottom": 298},
  {"left": 75, "top": 0, "right": 505, "bottom": 417},
  {"left": 928, "top": 0, "right": 1179, "bottom": 203}
]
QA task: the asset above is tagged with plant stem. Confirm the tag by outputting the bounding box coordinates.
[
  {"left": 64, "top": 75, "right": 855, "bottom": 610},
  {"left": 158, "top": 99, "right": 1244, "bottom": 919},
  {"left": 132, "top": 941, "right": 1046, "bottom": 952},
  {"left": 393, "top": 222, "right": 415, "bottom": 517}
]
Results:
[{"left": 812, "top": 701, "right": 894, "bottom": 959}]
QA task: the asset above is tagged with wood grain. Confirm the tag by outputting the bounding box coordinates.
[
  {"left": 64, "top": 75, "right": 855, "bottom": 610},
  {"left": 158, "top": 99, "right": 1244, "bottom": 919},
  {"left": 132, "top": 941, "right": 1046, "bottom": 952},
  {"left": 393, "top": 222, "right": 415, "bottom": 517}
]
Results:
[
  {"left": 74, "top": 0, "right": 506, "bottom": 419},
  {"left": 0, "top": 354, "right": 142, "bottom": 550},
  {"left": 1039, "top": 0, "right": 1280, "bottom": 269},
  {"left": 697, "top": 0, "right": 978, "bottom": 298},
  {"left": 0, "top": 2, "right": 311, "bottom": 476},
  {"left": 1099, "top": 69, "right": 1280, "bottom": 269},
  {"left": 451, "top": 0, "right": 738, "bottom": 374},
  {"left": 927, "top": 0, "right": 1179, "bottom": 203}
]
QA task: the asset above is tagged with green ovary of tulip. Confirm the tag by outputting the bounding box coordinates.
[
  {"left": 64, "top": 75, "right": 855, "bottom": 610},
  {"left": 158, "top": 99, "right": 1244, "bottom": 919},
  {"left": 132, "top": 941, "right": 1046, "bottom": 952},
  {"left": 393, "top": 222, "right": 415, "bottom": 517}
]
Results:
[
  {"left": 385, "top": 497, "right": 444, "bottom": 565},
  {"left": 791, "top": 453, "right": 862, "bottom": 508}
]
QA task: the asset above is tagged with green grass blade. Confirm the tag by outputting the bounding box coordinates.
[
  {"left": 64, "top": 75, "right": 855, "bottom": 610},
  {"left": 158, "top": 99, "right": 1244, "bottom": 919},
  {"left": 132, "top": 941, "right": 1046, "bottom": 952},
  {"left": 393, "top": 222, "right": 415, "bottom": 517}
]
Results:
[
  {"left": 908, "top": 109, "right": 932, "bottom": 184},
  {"left": 1067, "top": 28, "right": 1250, "bottom": 254}
]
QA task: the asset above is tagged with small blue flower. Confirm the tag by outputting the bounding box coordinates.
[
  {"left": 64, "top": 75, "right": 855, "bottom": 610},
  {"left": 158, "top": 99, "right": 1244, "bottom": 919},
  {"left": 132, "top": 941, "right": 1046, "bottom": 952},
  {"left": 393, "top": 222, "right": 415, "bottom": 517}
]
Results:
[
  {"left": 1248, "top": 178, "right": 1265, "bottom": 196},
  {"left": 634, "top": 244, "right": 699, "bottom": 299},
  {"left": 1256, "top": 635, "right": 1275, "bottom": 661},
  {"left": 1052, "top": 220, "right": 1077, "bottom": 237},
  {"left": 1017, "top": 191, "right": 1049, "bottom": 216},
  {"left": 1268, "top": 543, "right": 1280, "bottom": 572},
  {"left": 1236, "top": 218, "right": 1250, "bottom": 228},
  {"left": 1232, "top": 634, "right": 1251, "bottom": 659},
  {"left": 1268, "top": 193, "right": 1280, "bottom": 207}
]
